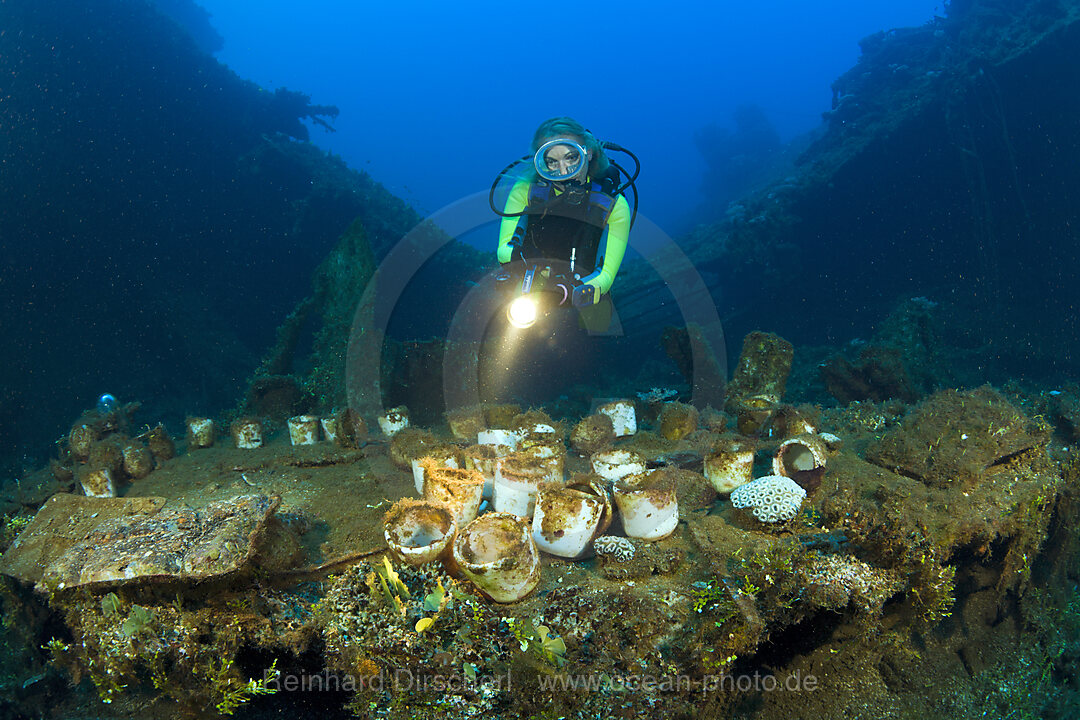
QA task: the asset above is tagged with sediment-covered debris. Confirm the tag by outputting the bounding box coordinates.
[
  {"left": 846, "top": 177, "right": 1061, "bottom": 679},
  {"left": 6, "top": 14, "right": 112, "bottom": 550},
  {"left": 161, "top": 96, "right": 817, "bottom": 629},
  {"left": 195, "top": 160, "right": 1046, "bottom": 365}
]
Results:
[
  {"left": 866, "top": 385, "right": 1052, "bottom": 489},
  {"left": 0, "top": 494, "right": 167, "bottom": 586},
  {"left": 38, "top": 494, "right": 281, "bottom": 592}
]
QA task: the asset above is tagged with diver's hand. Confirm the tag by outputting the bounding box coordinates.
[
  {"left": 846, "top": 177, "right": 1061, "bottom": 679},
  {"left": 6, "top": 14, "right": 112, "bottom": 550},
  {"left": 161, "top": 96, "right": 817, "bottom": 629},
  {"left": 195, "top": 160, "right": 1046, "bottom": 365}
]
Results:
[{"left": 572, "top": 280, "right": 602, "bottom": 307}]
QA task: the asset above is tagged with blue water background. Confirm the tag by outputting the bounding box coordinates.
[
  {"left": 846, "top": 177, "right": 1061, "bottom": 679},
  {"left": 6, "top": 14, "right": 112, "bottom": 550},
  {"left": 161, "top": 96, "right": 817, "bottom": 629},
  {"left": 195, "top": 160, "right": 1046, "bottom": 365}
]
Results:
[{"left": 197, "top": 0, "right": 943, "bottom": 235}]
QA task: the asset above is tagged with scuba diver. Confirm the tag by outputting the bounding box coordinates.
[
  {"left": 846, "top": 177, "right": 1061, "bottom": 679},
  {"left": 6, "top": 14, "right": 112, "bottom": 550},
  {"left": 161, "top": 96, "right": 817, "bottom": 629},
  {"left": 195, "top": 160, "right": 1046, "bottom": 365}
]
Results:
[{"left": 490, "top": 117, "right": 639, "bottom": 334}]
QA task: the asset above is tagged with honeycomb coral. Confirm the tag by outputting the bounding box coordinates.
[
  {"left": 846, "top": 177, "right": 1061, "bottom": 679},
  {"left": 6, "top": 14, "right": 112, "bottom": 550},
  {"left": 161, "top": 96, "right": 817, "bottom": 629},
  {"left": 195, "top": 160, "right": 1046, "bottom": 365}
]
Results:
[{"left": 729, "top": 475, "right": 806, "bottom": 523}]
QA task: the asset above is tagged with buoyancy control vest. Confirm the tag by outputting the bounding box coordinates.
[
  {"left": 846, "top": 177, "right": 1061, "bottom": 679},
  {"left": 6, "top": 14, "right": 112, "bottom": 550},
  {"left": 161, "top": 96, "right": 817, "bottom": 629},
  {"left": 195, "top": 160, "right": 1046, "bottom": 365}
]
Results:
[{"left": 520, "top": 167, "right": 621, "bottom": 273}]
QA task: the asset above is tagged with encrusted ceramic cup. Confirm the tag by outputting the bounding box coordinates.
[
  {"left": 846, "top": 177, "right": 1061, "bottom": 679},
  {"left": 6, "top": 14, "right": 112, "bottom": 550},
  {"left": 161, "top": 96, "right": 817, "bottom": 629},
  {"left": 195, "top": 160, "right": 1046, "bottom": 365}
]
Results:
[
  {"left": 384, "top": 499, "right": 457, "bottom": 566},
  {"left": 596, "top": 399, "right": 637, "bottom": 437},
  {"left": 319, "top": 417, "right": 338, "bottom": 444},
  {"left": 612, "top": 470, "right": 679, "bottom": 542},
  {"left": 517, "top": 422, "right": 559, "bottom": 448},
  {"left": 147, "top": 424, "right": 176, "bottom": 459},
  {"left": 531, "top": 483, "right": 606, "bottom": 558},
  {"left": 231, "top": 417, "right": 264, "bottom": 449},
  {"left": 773, "top": 433, "right": 828, "bottom": 475},
  {"left": 185, "top": 417, "right": 215, "bottom": 449},
  {"left": 446, "top": 405, "right": 485, "bottom": 442},
  {"left": 378, "top": 407, "right": 409, "bottom": 437},
  {"left": 590, "top": 448, "right": 647, "bottom": 484},
  {"left": 121, "top": 443, "right": 154, "bottom": 479},
  {"left": 704, "top": 439, "right": 754, "bottom": 494},
  {"left": 333, "top": 407, "right": 368, "bottom": 448},
  {"left": 494, "top": 446, "right": 564, "bottom": 517},
  {"left": 422, "top": 461, "right": 486, "bottom": 526},
  {"left": 772, "top": 432, "right": 829, "bottom": 493},
  {"left": 411, "top": 450, "right": 460, "bottom": 495},
  {"left": 69, "top": 424, "right": 97, "bottom": 460},
  {"left": 287, "top": 415, "right": 319, "bottom": 445},
  {"left": 80, "top": 467, "right": 116, "bottom": 498},
  {"left": 762, "top": 405, "right": 817, "bottom": 441},
  {"left": 463, "top": 442, "right": 511, "bottom": 499},
  {"left": 453, "top": 512, "right": 540, "bottom": 603},
  {"left": 477, "top": 428, "right": 519, "bottom": 450},
  {"left": 566, "top": 476, "right": 614, "bottom": 536},
  {"left": 731, "top": 394, "right": 780, "bottom": 436}
]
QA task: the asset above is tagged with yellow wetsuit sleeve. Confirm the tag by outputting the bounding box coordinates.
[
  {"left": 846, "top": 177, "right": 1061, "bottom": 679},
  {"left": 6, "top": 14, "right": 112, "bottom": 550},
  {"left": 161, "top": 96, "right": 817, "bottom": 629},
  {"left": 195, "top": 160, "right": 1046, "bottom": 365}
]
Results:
[
  {"left": 583, "top": 194, "right": 631, "bottom": 296},
  {"left": 497, "top": 178, "right": 531, "bottom": 264}
]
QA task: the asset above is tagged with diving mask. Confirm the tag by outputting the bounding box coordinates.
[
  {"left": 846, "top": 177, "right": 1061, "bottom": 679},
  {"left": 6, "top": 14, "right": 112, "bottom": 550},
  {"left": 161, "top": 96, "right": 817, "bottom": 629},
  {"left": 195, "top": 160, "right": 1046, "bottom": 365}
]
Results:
[{"left": 534, "top": 139, "right": 589, "bottom": 183}]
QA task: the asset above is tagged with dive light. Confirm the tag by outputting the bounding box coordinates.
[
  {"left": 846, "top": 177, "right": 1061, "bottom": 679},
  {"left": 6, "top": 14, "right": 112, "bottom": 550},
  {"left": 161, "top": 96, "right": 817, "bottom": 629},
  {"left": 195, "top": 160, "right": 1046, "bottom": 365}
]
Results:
[
  {"left": 506, "top": 265, "right": 539, "bottom": 329},
  {"left": 507, "top": 295, "right": 539, "bottom": 329},
  {"left": 503, "top": 260, "right": 591, "bottom": 330}
]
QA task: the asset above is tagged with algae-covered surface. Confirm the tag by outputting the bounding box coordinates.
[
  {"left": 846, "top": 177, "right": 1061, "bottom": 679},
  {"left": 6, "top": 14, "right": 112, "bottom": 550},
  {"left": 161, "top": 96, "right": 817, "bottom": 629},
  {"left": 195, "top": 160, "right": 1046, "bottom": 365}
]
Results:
[
  {"left": 0, "top": 494, "right": 168, "bottom": 586},
  {"left": 1, "top": 391, "right": 1077, "bottom": 720},
  {"left": 39, "top": 494, "right": 280, "bottom": 592},
  {"left": 866, "top": 386, "right": 1052, "bottom": 489},
  {"left": 128, "top": 441, "right": 410, "bottom": 568}
]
